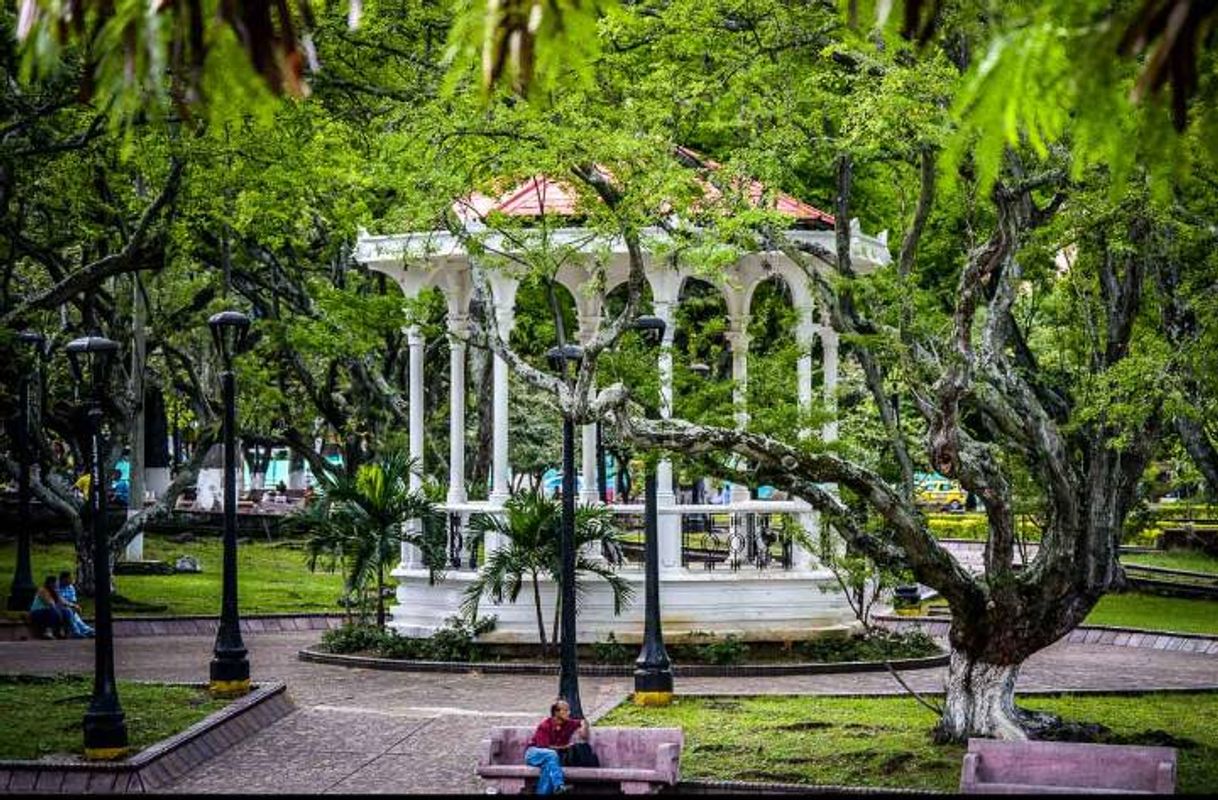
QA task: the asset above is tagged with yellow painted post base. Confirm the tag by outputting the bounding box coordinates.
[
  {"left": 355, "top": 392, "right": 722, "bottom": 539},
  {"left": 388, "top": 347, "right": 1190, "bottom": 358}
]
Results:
[
  {"left": 632, "top": 691, "right": 673, "bottom": 707},
  {"left": 84, "top": 746, "right": 129, "bottom": 761},
  {"left": 209, "top": 678, "right": 251, "bottom": 697}
]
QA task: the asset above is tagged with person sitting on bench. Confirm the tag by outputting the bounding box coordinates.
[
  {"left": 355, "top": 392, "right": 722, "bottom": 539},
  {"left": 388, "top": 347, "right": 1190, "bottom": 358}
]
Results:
[
  {"left": 29, "top": 575, "right": 69, "bottom": 640},
  {"left": 523, "top": 699, "right": 589, "bottom": 795},
  {"left": 57, "top": 571, "right": 94, "bottom": 638}
]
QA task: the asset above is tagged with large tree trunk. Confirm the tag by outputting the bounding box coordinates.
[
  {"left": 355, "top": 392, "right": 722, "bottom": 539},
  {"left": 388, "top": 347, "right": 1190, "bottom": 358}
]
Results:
[
  {"left": 376, "top": 564, "right": 386, "bottom": 629},
  {"left": 937, "top": 650, "right": 1027, "bottom": 742}
]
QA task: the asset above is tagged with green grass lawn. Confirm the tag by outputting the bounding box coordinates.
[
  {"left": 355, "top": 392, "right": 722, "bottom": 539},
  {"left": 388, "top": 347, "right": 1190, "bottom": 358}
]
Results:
[
  {"left": 0, "top": 675, "right": 230, "bottom": 760},
  {"left": 922, "top": 591, "right": 1218, "bottom": 636},
  {"left": 1122, "top": 550, "right": 1218, "bottom": 574},
  {"left": 1085, "top": 593, "right": 1218, "bottom": 636},
  {"left": 0, "top": 534, "right": 349, "bottom": 616},
  {"left": 602, "top": 693, "right": 1218, "bottom": 793}
]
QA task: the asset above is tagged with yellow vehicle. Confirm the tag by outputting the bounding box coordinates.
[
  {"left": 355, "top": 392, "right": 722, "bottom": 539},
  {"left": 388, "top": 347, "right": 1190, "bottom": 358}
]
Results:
[{"left": 915, "top": 476, "right": 967, "bottom": 511}]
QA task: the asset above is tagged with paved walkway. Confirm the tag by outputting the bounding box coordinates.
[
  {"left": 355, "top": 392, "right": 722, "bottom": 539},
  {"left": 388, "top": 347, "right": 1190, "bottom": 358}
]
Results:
[{"left": 2, "top": 632, "right": 1216, "bottom": 793}]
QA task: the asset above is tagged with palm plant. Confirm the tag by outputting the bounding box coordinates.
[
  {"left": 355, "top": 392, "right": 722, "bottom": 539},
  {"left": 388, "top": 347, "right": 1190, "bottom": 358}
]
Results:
[
  {"left": 293, "top": 449, "right": 438, "bottom": 629},
  {"left": 462, "top": 489, "right": 633, "bottom": 657}
]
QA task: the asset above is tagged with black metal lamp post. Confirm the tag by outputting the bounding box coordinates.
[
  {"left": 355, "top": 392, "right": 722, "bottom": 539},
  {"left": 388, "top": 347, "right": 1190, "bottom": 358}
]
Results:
[
  {"left": 631, "top": 315, "right": 673, "bottom": 706},
  {"left": 207, "top": 311, "right": 251, "bottom": 696},
  {"left": 546, "top": 343, "right": 585, "bottom": 719},
  {"left": 7, "top": 331, "right": 47, "bottom": 612},
  {"left": 66, "top": 335, "right": 128, "bottom": 760}
]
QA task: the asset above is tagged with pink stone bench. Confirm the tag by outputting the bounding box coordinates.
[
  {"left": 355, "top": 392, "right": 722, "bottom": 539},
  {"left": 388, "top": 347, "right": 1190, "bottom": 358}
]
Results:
[
  {"left": 477, "top": 725, "right": 683, "bottom": 795},
  {"left": 960, "top": 738, "right": 1177, "bottom": 794}
]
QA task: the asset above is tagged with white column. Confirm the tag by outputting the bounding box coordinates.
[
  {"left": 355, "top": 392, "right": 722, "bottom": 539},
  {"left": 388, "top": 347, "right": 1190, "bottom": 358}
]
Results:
[
  {"left": 580, "top": 425, "right": 598, "bottom": 504},
  {"left": 578, "top": 314, "right": 600, "bottom": 505},
  {"left": 726, "top": 318, "right": 751, "bottom": 503},
  {"left": 490, "top": 307, "right": 515, "bottom": 505},
  {"left": 793, "top": 307, "right": 819, "bottom": 571},
  {"left": 654, "top": 301, "right": 680, "bottom": 571},
  {"left": 447, "top": 315, "right": 468, "bottom": 505},
  {"left": 402, "top": 326, "right": 426, "bottom": 570}
]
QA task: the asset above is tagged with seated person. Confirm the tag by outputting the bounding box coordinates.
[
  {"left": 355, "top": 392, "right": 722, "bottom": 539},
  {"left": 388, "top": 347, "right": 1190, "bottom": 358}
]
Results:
[
  {"left": 29, "top": 576, "right": 69, "bottom": 639},
  {"left": 73, "top": 471, "right": 91, "bottom": 501},
  {"left": 109, "top": 469, "right": 130, "bottom": 506},
  {"left": 523, "top": 698, "right": 589, "bottom": 795},
  {"left": 57, "top": 571, "right": 95, "bottom": 638}
]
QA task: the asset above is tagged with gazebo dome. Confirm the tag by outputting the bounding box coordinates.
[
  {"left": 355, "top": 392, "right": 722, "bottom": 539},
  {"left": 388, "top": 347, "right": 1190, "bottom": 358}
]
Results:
[{"left": 453, "top": 146, "right": 836, "bottom": 229}]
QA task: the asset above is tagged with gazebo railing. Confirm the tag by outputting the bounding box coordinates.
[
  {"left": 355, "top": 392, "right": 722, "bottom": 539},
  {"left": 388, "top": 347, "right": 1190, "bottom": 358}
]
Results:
[{"left": 432, "top": 500, "right": 813, "bottom": 573}]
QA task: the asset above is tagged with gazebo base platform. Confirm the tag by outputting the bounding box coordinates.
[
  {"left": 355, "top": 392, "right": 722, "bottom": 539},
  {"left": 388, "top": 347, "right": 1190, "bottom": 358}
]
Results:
[{"left": 387, "top": 567, "right": 861, "bottom": 643}]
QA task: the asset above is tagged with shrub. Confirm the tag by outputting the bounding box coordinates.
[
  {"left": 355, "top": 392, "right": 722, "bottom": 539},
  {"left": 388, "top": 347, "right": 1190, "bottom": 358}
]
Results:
[
  {"left": 796, "top": 630, "right": 941, "bottom": 663},
  {"left": 421, "top": 615, "right": 497, "bottom": 661},
  {"left": 320, "top": 616, "right": 497, "bottom": 661},
  {"left": 376, "top": 633, "right": 429, "bottom": 660},
  {"left": 591, "top": 632, "right": 634, "bottom": 664},
  {"left": 320, "top": 623, "right": 392, "bottom": 655},
  {"left": 672, "top": 632, "right": 749, "bottom": 665},
  {"left": 926, "top": 514, "right": 1044, "bottom": 543}
]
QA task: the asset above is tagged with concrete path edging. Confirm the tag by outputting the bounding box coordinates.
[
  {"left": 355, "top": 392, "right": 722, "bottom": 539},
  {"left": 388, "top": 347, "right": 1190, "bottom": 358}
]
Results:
[
  {"left": 111, "top": 614, "right": 347, "bottom": 639},
  {"left": 677, "top": 778, "right": 946, "bottom": 795},
  {"left": 875, "top": 615, "right": 1218, "bottom": 656},
  {"left": 0, "top": 681, "right": 292, "bottom": 794},
  {"left": 296, "top": 646, "right": 950, "bottom": 677},
  {"left": 0, "top": 614, "right": 348, "bottom": 642}
]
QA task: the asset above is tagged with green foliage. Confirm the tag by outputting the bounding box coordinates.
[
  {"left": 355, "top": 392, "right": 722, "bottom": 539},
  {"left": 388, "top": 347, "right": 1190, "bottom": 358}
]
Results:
[
  {"left": 670, "top": 632, "right": 750, "bottom": 666},
  {"left": 321, "top": 614, "right": 497, "bottom": 660},
  {"left": 462, "top": 488, "right": 633, "bottom": 653},
  {"left": 591, "top": 632, "right": 634, "bottom": 664},
  {"left": 293, "top": 448, "right": 439, "bottom": 625},
  {"left": 320, "top": 621, "right": 391, "bottom": 654},
  {"left": 795, "top": 630, "right": 940, "bottom": 663},
  {"left": 443, "top": 0, "right": 608, "bottom": 99}
]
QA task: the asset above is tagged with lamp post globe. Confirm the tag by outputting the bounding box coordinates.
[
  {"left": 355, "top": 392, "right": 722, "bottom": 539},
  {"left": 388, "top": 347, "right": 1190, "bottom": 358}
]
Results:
[
  {"left": 630, "top": 316, "right": 673, "bottom": 706},
  {"left": 207, "top": 310, "right": 251, "bottom": 696},
  {"left": 65, "top": 335, "right": 129, "bottom": 759},
  {"left": 7, "top": 331, "right": 47, "bottom": 612},
  {"left": 546, "top": 342, "right": 585, "bottom": 718}
]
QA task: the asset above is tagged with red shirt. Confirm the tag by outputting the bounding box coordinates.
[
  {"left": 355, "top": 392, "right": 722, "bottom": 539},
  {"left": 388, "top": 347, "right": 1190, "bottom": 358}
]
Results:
[{"left": 527, "top": 716, "right": 582, "bottom": 749}]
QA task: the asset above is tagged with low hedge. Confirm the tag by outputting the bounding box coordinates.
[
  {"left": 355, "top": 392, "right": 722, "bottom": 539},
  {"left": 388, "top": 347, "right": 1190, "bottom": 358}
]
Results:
[{"left": 321, "top": 626, "right": 941, "bottom": 667}]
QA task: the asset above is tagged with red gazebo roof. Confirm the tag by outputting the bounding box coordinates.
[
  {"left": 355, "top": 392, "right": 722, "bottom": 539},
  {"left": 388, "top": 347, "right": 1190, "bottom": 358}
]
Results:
[{"left": 455, "top": 147, "right": 834, "bottom": 228}]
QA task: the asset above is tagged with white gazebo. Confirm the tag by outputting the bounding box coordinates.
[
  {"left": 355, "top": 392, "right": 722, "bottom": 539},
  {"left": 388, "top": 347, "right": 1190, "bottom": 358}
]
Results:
[{"left": 354, "top": 160, "right": 892, "bottom": 643}]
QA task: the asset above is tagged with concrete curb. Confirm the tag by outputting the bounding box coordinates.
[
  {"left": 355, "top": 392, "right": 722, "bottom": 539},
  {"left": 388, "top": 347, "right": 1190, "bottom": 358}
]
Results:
[
  {"left": 676, "top": 778, "right": 946, "bottom": 794},
  {"left": 0, "top": 681, "right": 293, "bottom": 794},
  {"left": 874, "top": 615, "right": 1218, "bottom": 656},
  {"left": 0, "top": 613, "right": 348, "bottom": 642},
  {"left": 110, "top": 613, "right": 346, "bottom": 639},
  {"left": 296, "top": 647, "right": 950, "bottom": 677}
]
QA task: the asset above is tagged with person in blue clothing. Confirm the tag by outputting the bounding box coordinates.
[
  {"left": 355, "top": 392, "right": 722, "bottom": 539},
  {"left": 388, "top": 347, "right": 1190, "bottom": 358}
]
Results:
[
  {"left": 109, "top": 468, "right": 130, "bottom": 506},
  {"left": 57, "top": 571, "right": 94, "bottom": 638},
  {"left": 29, "top": 576, "right": 69, "bottom": 639}
]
